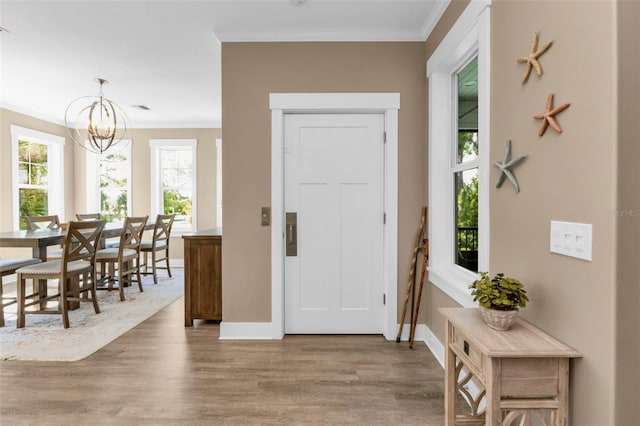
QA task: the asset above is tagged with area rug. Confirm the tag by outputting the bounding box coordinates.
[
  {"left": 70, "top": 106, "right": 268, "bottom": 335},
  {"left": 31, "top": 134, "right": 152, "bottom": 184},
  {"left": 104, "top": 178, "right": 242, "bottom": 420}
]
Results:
[{"left": 0, "top": 271, "right": 184, "bottom": 361}]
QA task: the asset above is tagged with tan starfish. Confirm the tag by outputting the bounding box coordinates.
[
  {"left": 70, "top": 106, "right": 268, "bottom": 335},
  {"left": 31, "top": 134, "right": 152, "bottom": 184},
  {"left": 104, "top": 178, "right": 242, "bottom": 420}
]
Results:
[
  {"left": 517, "top": 32, "right": 553, "bottom": 85},
  {"left": 534, "top": 93, "right": 571, "bottom": 137}
]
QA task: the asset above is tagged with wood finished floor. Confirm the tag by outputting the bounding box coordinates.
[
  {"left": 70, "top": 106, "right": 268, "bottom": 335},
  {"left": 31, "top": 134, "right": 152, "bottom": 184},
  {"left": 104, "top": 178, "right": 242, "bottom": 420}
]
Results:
[{"left": 0, "top": 298, "right": 446, "bottom": 425}]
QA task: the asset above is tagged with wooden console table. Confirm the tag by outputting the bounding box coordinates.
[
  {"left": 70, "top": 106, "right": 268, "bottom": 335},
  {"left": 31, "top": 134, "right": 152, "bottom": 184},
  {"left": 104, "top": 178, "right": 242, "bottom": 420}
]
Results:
[
  {"left": 439, "top": 308, "right": 581, "bottom": 426},
  {"left": 183, "top": 228, "right": 222, "bottom": 326}
]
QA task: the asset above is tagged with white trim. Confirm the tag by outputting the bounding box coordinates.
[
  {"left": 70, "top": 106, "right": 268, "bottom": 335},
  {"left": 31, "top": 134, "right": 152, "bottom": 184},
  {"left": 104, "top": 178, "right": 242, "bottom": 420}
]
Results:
[
  {"left": 169, "top": 258, "right": 184, "bottom": 269},
  {"left": 215, "top": 30, "right": 426, "bottom": 43},
  {"left": 423, "top": 325, "right": 446, "bottom": 368},
  {"left": 426, "top": 0, "right": 491, "bottom": 305},
  {"left": 396, "top": 323, "right": 429, "bottom": 344},
  {"left": 219, "top": 322, "right": 273, "bottom": 340},
  {"left": 149, "top": 139, "right": 198, "bottom": 235},
  {"left": 420, "top": 0, "right": 452, "bottom": 41},
  {"left": 10, "top": 125, "right": 65, "bottom": 229},
  {"left": 270, "top": 93, "right": 399, "bottom": 341}
]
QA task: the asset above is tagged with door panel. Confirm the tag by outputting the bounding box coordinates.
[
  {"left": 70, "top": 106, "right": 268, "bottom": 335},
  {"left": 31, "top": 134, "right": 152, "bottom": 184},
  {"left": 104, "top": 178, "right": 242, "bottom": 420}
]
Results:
[{"left": 284, "top": 113, "right": 384, "bottom": 334}]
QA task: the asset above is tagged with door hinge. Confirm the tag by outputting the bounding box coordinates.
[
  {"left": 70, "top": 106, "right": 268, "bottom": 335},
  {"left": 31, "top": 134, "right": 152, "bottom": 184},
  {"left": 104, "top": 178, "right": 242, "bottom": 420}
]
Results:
[
  {"left": 383, "top": 131, "right": 387, "bottom": 143},
  {"left": 383, "top": 213, "right": 386, "bottom": 224},
  {"left": 383, "top": 294, "right": 386, "bottom": 305}
]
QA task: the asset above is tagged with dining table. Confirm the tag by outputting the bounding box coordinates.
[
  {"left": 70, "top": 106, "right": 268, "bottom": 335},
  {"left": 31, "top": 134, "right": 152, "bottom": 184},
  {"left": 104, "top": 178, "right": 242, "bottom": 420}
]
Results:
[
  {"left": 0, "top": 221, "right": 154, "bottom": 310},
  {"left": 0, "top": 221, "right": 154, "bottom": 262}
]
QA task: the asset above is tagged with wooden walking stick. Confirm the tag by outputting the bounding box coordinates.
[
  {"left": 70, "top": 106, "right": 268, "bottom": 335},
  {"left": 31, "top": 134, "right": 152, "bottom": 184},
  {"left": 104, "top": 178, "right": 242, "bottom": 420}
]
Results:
[
  {"left": 410, "top": 238, "right": 428, "bottom": 349},
  {"left": 396, "top": 207, "right": 427, "bottom": 343}
]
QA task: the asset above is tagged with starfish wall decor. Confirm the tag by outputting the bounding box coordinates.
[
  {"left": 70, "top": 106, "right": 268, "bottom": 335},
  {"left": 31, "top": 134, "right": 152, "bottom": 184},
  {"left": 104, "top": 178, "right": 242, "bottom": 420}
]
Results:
[
  {"left": 534, "top": 93, "right": 571, "bottom": 137},
  {"left": 517, "top": 32, "right": 553, "bottom": 85},
  {"left": 494, "top": 140, "right": 527, "bottom": 193}
]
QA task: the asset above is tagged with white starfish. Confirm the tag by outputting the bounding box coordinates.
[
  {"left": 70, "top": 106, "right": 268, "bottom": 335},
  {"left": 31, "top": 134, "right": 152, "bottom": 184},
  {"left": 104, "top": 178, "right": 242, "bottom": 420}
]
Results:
[{"left": 494, "top": 140, "right": 527, "bottom": 193}]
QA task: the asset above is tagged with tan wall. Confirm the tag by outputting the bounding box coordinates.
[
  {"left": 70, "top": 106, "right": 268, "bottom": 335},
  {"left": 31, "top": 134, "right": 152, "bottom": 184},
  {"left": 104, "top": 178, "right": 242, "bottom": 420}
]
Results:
[
  {"left": 426, "top": 0, "right": 624, "bottom": 423},
  {"left": 221, "top": 42, "right": 427, "bottom": 322},
  {"left": 615, "top": 0, "right": 640, "bottom": 422},
  {"left": 0, "top": 107, "right": 220, "bottom": 261},
  {"left": 491, "top": 2, "right": 618, "bottom": 423}
]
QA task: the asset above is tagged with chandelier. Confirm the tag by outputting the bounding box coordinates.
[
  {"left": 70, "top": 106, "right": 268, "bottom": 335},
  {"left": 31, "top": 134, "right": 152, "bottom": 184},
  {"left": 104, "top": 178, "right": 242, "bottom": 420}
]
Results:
[{"left": 65, "top": 78, "right": 131, "bottom": 154}]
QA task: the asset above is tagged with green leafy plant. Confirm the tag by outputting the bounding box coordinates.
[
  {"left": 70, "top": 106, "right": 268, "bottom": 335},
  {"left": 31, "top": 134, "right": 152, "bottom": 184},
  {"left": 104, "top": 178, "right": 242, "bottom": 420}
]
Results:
[{"left": 469, "top": 272, "right": 528, "bottom": 311}]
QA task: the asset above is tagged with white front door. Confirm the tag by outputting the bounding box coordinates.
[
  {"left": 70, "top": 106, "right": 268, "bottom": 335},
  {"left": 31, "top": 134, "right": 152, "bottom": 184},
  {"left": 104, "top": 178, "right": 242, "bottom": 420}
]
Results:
[{"left": 284, "top": 113, "right": 385, "bottom": 334}]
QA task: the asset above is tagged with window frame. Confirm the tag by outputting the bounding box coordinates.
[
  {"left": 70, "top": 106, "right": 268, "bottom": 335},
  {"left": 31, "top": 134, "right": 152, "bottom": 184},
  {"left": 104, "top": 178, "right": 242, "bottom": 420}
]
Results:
[
  {"left": 85, "top": 141, "right": 132, "bottom": 223},
  {"left": 427, "top": 0, "right": 491, "bottom": 306},
  {"left": 149, "top": 139, "right": 198, "bottom": 235},
  {"left": 11, "top": 125, "right": 65, "bottom": 230}
]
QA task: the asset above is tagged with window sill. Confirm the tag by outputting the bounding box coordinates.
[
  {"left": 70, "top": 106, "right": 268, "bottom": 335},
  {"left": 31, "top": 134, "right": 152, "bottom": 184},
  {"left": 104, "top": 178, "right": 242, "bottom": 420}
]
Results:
[{"left": 428, "top": 264, "right": 476, "bottom": 307}]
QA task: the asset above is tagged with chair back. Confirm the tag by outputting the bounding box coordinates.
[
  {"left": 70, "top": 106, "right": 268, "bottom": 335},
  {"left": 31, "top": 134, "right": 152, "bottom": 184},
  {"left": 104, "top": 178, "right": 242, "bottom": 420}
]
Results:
[
  {"left": 119, "top": 216, "right": 149, "bottom": 253},
  {"left": 25, "top": 215, "right": 60, "bottom": 231},
  {"left": 62, "top": 220, "right": 106, "bottom": 266},
  {"left": 76, "top": 213, "right": 101, "bottom": 221},
  {"left": 152, "top": 214, "right": 176, "bottom": 245}
]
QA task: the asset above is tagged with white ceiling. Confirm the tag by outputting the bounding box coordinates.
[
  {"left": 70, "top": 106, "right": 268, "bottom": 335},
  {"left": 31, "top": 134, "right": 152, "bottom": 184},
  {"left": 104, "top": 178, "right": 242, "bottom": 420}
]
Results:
[{"left": 0, "top": 0, "right": 448, "bottom": 129}]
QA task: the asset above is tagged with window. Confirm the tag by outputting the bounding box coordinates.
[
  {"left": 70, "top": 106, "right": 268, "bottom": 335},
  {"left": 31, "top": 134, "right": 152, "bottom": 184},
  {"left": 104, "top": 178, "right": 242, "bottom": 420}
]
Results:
[
  {"left": 11, "top": 126, "right": 65, "bottom": 230},
  {"left": 86, "top": 143, "right": 132, "bottom": 223},
  {"left": 427, "top": 0, "right": 490, "bottom": 305},
  {"left": 454, "top": 58, "right": 479, "bottom": 272},
  {"left": 150, "top": 139, "right": 197, "bottom": 234}
]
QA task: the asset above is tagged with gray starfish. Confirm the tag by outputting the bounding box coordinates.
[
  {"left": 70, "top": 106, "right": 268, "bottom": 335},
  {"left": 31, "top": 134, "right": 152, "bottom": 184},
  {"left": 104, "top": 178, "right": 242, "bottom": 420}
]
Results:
[{"left": 494, "top": 140, "right": 527, "bottom": 193}]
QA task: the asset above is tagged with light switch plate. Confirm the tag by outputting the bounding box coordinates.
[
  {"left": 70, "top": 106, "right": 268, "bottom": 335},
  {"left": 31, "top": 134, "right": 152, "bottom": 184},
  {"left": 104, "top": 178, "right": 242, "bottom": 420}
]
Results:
[
  {"left": 261, "top": 207, "right": 271, "bottom": 226},
  {"left": 550, "top": 221, "right": 592, "bottom": 261}
]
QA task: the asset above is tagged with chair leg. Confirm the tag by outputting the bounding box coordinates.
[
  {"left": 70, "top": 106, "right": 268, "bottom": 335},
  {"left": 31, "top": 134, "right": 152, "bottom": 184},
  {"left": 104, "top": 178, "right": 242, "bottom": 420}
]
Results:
[
  {"left": 0, "top": 276, "right": 5, "bottom": 328},
  {"left": 117, "top": 260, "right": 125, "bottom": 302},
  {"left": 151, "top": 250, "right": 158, "bottom": 284},
  {"left": 16, "top": 274, "right": 26, "bottom": 328},
  {"left": 144, "top": 252, "right": 149, "bottom": 274},
  {"left": 165, "top": 248, "right": 172, "bottom": 278},
  {"left": 89, "top": 272, "right": 101, "bottom": 314},
  {"left": 61, "top": 278, "right": 70, "bottom": 329},
  {"left": 136, "top": 258, "right": 144, "bottom": 293}
]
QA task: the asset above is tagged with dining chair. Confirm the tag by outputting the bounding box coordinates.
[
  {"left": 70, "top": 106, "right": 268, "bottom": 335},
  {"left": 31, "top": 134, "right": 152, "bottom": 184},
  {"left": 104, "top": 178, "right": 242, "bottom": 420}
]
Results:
[
  {"left": 141, "top": 214, "right": 175, "bottom": 284},
  {"left": 25, "top": 214, "right": 61, "bottom": 230},
  {"left": 96, "top": 215, "right": 148, "bottom": 301},
  {"left": 76, "top": 213, "right": 101, "bottom": 220},
  {"left": 15, "top": 219, "right": 106, "bottom": 329},
  {"left": 0, "top": 257, "right": 42, "bottom": 327},
  {"left": 25, "top": 214, "right": 64, "bottom": 259}
]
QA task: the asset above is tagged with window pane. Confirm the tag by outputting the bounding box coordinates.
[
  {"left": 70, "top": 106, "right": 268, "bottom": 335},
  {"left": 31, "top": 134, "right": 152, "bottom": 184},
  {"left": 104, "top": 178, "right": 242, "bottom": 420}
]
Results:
[
  {"left": 101, "top": 189, "right": 128, "bottom": 223},
  {"left": 456, "top": 58, "right": 478, "bottom": 163},
  {"left": 454, "top": 169, "right": 478, "bottom": 272},
  {"left": 32, "top": 164, "right": 48, "bottom": 185},
  {"left": 163, "top": 189, "right": 192, "bottom": 224},
  {"left": 30, "top": 142, "right": 48, "bottom": 164},
  {"left": 19, "top": 188, "right": 48, "bottom": 230},
  {"left": 18, "top": 163, "right": 29, "bottom": 184},
  {"left": 162, "top": 168, "right": 178, "bottom": 187},
  {"left": 18, "top": 141, "right": 29, "bottom": 162}
]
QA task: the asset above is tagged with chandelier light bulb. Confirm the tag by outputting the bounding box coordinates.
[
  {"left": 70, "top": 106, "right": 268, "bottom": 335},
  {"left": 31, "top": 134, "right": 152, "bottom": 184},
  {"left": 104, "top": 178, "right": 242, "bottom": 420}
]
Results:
[{"left": 65, "top": 78, "right": 131, "bottom": 154}]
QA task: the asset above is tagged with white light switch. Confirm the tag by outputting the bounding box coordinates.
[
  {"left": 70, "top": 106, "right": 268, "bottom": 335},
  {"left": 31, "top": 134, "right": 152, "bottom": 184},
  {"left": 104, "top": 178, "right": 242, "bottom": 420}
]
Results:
[{"left": 550, "top": 221, "right": 592, "bottom": 261}]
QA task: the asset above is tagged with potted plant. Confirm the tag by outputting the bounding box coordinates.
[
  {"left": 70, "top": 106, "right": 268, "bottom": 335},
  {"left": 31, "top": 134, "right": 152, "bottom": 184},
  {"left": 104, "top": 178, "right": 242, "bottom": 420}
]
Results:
[{"left": 469, "top": 272, "right": 528, "bottom": 330}]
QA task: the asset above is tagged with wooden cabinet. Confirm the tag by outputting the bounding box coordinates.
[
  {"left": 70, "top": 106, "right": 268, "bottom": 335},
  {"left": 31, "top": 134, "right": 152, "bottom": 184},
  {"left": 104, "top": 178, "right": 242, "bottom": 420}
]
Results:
[
  {"left": 439, "top": 308, "right": 582, "bottom": 426},
  {"left": 183, "top": 228, "right": 222, "bottom": 326}
]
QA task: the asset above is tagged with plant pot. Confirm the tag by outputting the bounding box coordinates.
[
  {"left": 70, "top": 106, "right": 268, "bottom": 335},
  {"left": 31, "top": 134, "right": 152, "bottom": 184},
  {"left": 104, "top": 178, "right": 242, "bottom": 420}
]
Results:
[{"left": 480, "top": 306, "right": 518, "bottom": 331}]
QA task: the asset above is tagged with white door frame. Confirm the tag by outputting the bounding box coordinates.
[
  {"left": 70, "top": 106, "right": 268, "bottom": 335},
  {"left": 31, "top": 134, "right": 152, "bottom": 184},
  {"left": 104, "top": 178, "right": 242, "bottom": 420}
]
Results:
[{"left": 270, "top": 93, "right": 400, "bottom": 340}]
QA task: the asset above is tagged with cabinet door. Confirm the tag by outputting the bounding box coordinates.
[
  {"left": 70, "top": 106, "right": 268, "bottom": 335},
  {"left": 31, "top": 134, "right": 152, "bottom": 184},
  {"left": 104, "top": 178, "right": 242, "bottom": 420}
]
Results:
[{"left": 188, "top": 238, "right": 222, "bottom": 320}]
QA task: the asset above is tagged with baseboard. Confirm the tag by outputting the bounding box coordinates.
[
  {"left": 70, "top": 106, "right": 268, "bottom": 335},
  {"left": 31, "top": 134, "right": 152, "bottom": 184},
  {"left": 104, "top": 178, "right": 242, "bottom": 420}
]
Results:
[
  {"left": 219, "top": 322, "right": 273, "bottom": 340},
  {"left": 169, "top": 259, "right": 184, "bottom": 268},
  {"left": 422, "top": 324, "right": 446, "bottom": 368}
]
